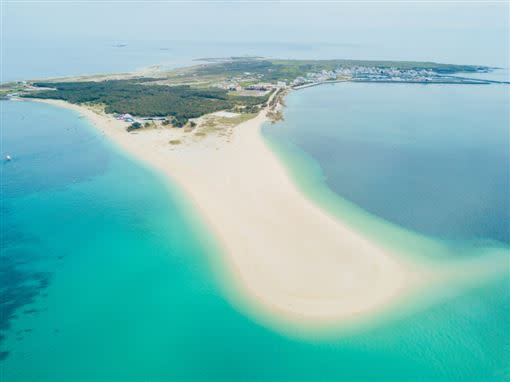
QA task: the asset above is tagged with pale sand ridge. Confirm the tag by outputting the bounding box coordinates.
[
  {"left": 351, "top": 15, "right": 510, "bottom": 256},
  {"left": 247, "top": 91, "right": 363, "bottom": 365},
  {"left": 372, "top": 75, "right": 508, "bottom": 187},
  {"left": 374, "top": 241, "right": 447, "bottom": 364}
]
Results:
[{"left": 34, "top": 99, "right": 508, "bottom": 333}]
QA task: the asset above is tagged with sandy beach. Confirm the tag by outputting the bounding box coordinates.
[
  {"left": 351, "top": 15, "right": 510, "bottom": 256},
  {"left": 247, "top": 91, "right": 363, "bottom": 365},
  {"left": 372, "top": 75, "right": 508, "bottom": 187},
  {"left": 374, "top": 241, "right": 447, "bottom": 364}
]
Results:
[{"left": 33, "top": 98, "right": 508, "bottom": 332}]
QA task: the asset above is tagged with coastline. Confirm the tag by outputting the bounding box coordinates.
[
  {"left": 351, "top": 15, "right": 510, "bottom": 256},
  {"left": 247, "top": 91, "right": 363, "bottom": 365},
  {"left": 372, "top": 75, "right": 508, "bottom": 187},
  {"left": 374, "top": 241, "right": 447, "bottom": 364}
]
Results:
[{"left": 28, "top": 98, "right": 509, "bottom": 335}]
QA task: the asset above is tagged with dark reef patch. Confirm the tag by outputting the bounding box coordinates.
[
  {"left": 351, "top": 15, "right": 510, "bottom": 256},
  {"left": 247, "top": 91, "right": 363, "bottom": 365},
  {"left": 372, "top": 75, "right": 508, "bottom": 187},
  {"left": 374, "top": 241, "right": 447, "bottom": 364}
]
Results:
[{"left": 0, "top": 216, "right": 58, "bottom": 361}]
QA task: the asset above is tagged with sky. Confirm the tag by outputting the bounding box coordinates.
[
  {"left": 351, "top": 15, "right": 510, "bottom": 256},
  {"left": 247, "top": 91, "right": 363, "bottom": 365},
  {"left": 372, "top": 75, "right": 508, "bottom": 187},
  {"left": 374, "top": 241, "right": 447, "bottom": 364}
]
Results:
[{"left": 2, "top": 1, "right": 509, "bottom": 79}]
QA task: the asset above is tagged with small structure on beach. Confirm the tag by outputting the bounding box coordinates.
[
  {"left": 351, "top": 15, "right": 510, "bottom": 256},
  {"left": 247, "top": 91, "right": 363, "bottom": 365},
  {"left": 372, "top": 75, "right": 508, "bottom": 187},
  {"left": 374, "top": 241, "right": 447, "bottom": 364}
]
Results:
[{"left": 117, "top": 113, "right": 135, "bottom": 122}]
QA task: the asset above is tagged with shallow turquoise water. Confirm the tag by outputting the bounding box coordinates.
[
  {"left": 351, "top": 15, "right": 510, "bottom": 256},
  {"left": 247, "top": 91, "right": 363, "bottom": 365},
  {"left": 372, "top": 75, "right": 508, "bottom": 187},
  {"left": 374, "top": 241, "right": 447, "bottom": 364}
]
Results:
[{"left": 1, "top": 98, "right": 509, "bottom": 381}]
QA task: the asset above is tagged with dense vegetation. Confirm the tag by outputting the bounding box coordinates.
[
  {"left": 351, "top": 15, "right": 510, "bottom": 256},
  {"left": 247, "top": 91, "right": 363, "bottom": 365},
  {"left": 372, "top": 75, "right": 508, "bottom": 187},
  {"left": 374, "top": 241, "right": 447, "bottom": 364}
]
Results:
[
  {"left": 24, "top": 79, "right": 269, "bottom": 125},
  {"left": 197, "top": 59, "right": 488, "bottom": 83}
]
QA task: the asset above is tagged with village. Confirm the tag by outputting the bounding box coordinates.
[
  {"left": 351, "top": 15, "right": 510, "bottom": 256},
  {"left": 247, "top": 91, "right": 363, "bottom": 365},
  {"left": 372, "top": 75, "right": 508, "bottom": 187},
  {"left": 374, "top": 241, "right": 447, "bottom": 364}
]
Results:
[
  {"left": 209, "top": 65, "right": 493, "bottom": 94},
  {"left": 289, "top": 66, "right": 491, "bottom": 86}
]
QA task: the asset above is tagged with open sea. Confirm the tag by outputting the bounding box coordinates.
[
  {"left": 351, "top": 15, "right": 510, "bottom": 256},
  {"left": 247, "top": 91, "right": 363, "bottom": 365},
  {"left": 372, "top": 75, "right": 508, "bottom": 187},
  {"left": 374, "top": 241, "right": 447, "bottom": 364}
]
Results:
[
  {"left": 263, "top": 82, "right": 510, "bottom": 245},
  {"left": 1, "top": 49, "right": 509, "bottom": 380}
]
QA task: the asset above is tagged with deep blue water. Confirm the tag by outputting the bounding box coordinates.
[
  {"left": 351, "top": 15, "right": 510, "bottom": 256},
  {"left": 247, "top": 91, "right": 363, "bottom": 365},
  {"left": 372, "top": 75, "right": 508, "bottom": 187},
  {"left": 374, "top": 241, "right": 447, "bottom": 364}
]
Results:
[{"left": 264, "top": 82, "right": 510, "bottom": 245}]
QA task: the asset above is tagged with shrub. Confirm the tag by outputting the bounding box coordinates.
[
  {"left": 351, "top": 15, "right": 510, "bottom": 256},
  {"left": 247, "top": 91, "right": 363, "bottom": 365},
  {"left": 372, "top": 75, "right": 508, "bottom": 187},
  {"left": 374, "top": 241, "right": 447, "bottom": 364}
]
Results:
[{"left": 127, "top": 122, "right": 142, "bottom": 131}]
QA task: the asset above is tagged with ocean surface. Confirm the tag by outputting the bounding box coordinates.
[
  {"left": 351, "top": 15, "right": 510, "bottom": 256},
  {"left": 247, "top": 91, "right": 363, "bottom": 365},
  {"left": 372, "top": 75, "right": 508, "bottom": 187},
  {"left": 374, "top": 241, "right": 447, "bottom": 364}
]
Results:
[
  {"left": 263, "top": 83, "right": 510, "bottom": 245},
  {"left": 2, "top": 40, "right": 364, "bottom": 83},
  {"left": 1, "top": 81, "right": 509, "bottom": 381}
]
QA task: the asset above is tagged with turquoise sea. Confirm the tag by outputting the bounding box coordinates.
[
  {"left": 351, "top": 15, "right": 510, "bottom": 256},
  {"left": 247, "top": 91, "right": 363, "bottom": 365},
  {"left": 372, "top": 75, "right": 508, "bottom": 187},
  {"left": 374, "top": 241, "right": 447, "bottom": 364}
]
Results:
[{"left": 1, "top": 82, "right": 509, "bottom": 381}]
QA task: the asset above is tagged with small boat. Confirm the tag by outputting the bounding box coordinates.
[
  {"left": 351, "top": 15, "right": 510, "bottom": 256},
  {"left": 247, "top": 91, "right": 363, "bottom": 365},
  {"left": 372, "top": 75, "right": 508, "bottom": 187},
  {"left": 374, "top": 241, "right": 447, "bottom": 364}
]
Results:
[{"left": 5, "top": 155, "right": 12, "bottom": 161}]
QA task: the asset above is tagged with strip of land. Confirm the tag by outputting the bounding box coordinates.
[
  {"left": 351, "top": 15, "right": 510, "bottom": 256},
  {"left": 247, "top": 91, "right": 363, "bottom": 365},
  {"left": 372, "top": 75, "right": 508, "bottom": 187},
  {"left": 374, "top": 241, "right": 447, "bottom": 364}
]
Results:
[{"left": 30, "top": 95, "right": 508, "bottom": 334}]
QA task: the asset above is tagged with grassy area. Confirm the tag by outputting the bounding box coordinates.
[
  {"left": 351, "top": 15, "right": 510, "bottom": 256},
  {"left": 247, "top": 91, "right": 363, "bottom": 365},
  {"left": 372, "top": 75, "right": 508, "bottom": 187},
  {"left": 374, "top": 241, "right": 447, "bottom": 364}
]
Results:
[
  {"left": 0, "top": 82, "right": 26, "bottom": 98},
  {"left": 206, "top": 113, "right": 257, "bottom": 127},
  {"left": 193, "top": 112, "right": 257, "bottom": 139},
  {"left": 267, "top": 110, "right": 284, "bottom": 123}
]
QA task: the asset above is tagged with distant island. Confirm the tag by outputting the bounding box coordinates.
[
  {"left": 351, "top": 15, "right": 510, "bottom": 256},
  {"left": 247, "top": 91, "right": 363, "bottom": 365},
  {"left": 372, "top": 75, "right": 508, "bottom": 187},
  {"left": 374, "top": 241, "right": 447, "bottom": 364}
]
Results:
[{"left": 1, "top": 57, "right": 503, "bottom": 130}]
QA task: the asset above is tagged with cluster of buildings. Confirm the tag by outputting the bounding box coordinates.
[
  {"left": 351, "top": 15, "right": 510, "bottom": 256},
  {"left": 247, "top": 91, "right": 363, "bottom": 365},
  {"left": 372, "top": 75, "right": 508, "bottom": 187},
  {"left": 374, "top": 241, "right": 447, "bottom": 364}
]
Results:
[
  {"left": 116, "top": 113, "right": 136, "bottom": 123},
  {"left": 291, "top": 70, "right": 339, "bottom": 86},
  {"left": 216, "top": 82, "right": 242, "bottom": 91},
  {"left": 215, "top": 70, "right": 288, "bottom": 93},
  {"left": 291, "top": 67, "right": 441, "bottom": 87},
  {"left": 215, "top": 81, "right": 286, "bottom": 93},
  {"left": 341, "top": 66, "right": 437, "bottom": 82},
  {"left": 115, "top": 113, "right": 167, "bottom": 123},
  {"left": 244, "top": 82, "right": 274, "bottom": 91},
  {"left": 216, "top": 66, "right": 449, "bottom": 92}
]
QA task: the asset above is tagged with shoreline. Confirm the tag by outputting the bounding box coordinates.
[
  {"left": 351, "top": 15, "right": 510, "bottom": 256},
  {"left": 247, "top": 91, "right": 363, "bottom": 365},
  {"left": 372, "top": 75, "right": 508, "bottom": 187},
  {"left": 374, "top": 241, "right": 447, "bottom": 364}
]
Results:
[{"left": 28, "top": 98, "right": 509, "bottom": 335}]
